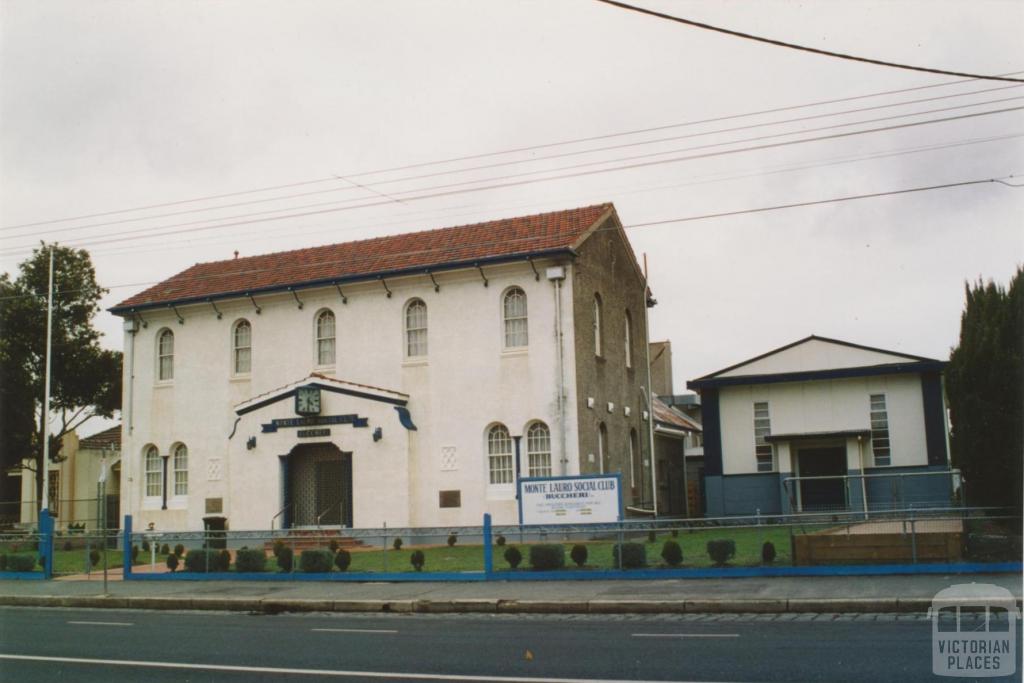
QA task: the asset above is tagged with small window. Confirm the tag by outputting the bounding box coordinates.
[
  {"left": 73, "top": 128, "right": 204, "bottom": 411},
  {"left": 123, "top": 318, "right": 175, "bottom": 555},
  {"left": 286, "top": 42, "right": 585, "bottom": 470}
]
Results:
[
  {"left": 172, "top": 444, "right": 188, "bottom": 496},
  {"left": 526, "top": 422, "right": 551, "bottom": 477},
  {"left": 157, "top": 329, "right": 174, "bottom": 381},
  {"left": 144, "top": 446, "right": 162, "bottom": 498},
  {"left": 503, "top": 287, "right": 528, "bottom": 348},
  {"left": 593, "top": 294, "right": 603, "bottom": 356},
  {"left": 624, "top": 310, "right": 633, "bottom": 368},
  {"left": 754, "top": 402, "right": 773, "bottom": 472},
  {"left": 870, "top": 394, "right": 891, "bottom": 466},
  {"left": 47, "top": 471, "right": 61, "bottom": 519},
  {"left": 233, "top": 319, "right": 252, "bottom": 374},
  {"left": 316, "top": 309, "right": 336, "bottom": 366},
  {"left": 405, "top": 299, "right": 428, "bottom": 358},
  {"left": 597, "top": 422, "right": 607, "bottom": 473},
  {"left": 487, "top": 424, "right": 513, "bottom": 485}
]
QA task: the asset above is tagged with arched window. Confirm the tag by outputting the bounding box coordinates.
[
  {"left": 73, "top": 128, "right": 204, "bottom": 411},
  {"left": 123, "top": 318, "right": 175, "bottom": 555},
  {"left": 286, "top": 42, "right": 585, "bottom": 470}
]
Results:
[
  {"left": 487, "top": 424, "right": 513, "bottom": 485},
  {"left": 233, "top": 319, "right": 252, "bottom": 374},
  {"left": 157, "top": 329, "right": 174, "bottom": 381},
  {"left": 593, "top": 294, "right": 603, "bottom": 356},
  {"left": 405, "top": 299, "right": 427, "bottom": 358},
  {"left": 170, "top": 443, "right": 188, "bottom": 496},
  {"left": 144, "top": 446, "right": 162, "bottom": 497},
  {"left": 315, "top": 309, "right": 336, "bottom": 366},
  {"left": 503, "top": 287, "right": 528, "bottom": 348},
  {"left": 597, "top": 422, "right": 607, "bottom": 474},
  {"left": 624, "top": 310, "right": 633, "bottom": 368},
  {"left": 526, "top": 422, "right": 551, "bottom": 477},
  {"left": 629, "top": 428, "right": 639, "bottom": 489}
]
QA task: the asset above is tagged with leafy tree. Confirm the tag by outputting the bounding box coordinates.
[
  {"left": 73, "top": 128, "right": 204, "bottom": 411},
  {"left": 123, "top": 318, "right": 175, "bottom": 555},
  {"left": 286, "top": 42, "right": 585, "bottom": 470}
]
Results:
[
  {"left": 946, "top": 266, "right": 1022, "bottom": 517},
  {"left": 0, "top": 244, "right": 121, "bottom": 513}
]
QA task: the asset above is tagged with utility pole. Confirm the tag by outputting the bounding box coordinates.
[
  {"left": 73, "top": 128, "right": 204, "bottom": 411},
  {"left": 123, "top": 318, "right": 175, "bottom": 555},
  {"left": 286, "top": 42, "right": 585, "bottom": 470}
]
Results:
[{"left": 40, "top": 247, "right": 54, "bottom": 516}]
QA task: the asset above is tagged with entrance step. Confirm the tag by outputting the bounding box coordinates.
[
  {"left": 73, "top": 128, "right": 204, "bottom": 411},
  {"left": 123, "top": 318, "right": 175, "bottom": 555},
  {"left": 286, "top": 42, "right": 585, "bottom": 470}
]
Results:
[{"left": 263, "top": 530, "right": 366, "bottom": 555}]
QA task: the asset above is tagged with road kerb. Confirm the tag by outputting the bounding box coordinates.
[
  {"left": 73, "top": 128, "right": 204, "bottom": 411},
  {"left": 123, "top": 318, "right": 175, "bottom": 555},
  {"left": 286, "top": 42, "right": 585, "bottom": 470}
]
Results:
[
  {"left": 126, "top": 596, "right": 195, "bottom": 611},
  {"left": 416, "top": 599, "right": 498, "bottom": 613},
  {"left": 189, "top": 597, "right": 259, "bottom": 612},
  {"left": 496, "top": 599, "right": 589, "bottom": 614},
  {"left": 786, "top": 598, "right": 897, "bottom": 613},
  {"left": 260, "top": 599, "right": 335, "bottom": 614},
  {"left": 685, "top": 599, "right": 787, "bottom": 613},
  {"left": 588, "top": 600, "right": 686, "bottom": 614}
]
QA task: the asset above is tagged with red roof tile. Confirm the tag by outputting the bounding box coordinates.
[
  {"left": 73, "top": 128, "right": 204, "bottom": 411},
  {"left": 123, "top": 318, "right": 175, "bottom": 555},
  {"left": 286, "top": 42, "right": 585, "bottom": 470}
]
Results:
[
  {"left": 79, "top": 425, "right": 122, "bottom": 451},
  {"left": 112, "top": 204, "right": 613, "bottom": 312}
]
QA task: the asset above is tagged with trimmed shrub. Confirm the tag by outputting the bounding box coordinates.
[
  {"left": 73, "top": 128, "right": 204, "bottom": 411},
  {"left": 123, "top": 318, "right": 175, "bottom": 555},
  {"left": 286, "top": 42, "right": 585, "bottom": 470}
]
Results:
[
  {"left": 276, "top": 547, "right": 294, "bottom": 572},
  {"left": 706, "top": 539, "right": 736, "bottom": 566},
  {"left": 273, "top": 540, "right": 286, "bottom": 557},
  {"left": 160, "top": 544, "right": 170, "bottom": 555},
  {"left": 613, "top": 543, "right": 647, "bottom": 569},
  {"left": 761, "top": 541, "right": 777, "bottom": 565},
  {"left": 174, "top": 544, "right": 185, "bottom": 557},
  {"left": 495, "top": 535, "right": 506, "bottom": 546},
  {"left": 142, "top": 539, "right": 150, "bottom": 552},
  {"left": 131, "top": 545, "right": 140, "bottom": 562},
  {"left": 6, "top": 554, "right": 36, "bottom": 572},
  {"left": 184, "top": 549, "right": 229, "bottom": 573},
  {"left": 300, "top": 549, "right": 333, "bottom": 573},
  {"left": 235, "top": 548, "right": 267, "bottom": 573},
  {"left": 503, "top": 546, "right": 522, "bottom": 569},
  {"left": 62, "top": 540, "right": 73, "bottom": 551},
  {"left": 671, "top": 528, "right": 679, "bottom": 538},
  {"left": 528, "top": 544, "right": 565, "bottom": 570},
  {"left": 647, "top": 530, "right": 657, "bottom": 543},
  {"left": 328, "top": 538, "right": 340, "bottom": 553},
  {"left": 392, "top": 537, "right": 403, "bottom": 551},
  {"left": 166, "top": 553, "right": 179, "bottom": 572},
  {"left": 410, "top": 549, "right": 425, "bottom": 571},
  {"left": 447, "top": 534, "right": 457, "bottom": 547},
  {"left": 570, "top": 544, "right": 588, "bottom": 568},
  {"left": 334, "top": 549, "right": 351, "bottom": 572},
  {"left": 660, "top": 540, "right": 683, "bottom": 567},
  {"left": 89, "top": 549, "right": 101, "bottom": 567}
]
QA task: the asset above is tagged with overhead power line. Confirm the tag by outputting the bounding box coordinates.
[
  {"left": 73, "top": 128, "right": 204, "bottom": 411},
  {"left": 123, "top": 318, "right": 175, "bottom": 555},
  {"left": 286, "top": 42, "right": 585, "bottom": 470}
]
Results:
[
  {"left": 1, "top": 105, "right": 1019, "bottom": 257},
  {"left": 1, "top": 175, "right": 1016, "bottom": 305},
  {"left": 4, "top": 70, "right": 1022, "bottom": 233},
  {"left": 593, "top": 0, "right": 1024, "bottom": 83}
]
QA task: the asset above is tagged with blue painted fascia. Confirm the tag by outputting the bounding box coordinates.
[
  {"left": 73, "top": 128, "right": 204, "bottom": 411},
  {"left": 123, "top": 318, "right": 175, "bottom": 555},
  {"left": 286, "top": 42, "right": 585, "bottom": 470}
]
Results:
[
  {"left": 110, "top": 248, "right": 577, "bottom": 315},
  {"left": 237, "top": 382, "right": 407, "bottom": 416},
  {"left": 125, "top": 571, "right": 488, "bottom": 582},
  {"left": 688, "top": 361, "right": 946, "bottom": 390},
  {"left": 490, "top": 562, "right": 1022, "bottom": 580},
  {"left": 0, "top": 572, "right": 47, "bottom": 580}
]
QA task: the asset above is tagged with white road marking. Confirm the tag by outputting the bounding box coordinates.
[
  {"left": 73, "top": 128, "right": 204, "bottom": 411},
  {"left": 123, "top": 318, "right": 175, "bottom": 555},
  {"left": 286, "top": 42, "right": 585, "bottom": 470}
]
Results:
[
  {"left": 66, "top": 621, "right": 133, "bottom": 627},
  {"left": 631, "top": 633, "right": 740, "bottom": 638},
  {"left": 312, "top": 628, "right": 399, "bottom": 634},
  {"left": 0, "top": 653, "right": 736, "bottom": 682}
]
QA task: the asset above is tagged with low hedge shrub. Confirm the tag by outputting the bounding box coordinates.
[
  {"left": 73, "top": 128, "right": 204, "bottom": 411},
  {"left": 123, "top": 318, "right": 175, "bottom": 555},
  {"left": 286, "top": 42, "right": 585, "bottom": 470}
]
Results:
[
  {"left": 761, "top": 541, "right": 776, "bottom": 565},
  {"left": 166, "top": 554, "right": 179, "bottom": 572},
  {"left": 613, "top": 542, "right": 647, "bottom": 569},
  {"left": 300, "top": 549, "right": 333, "bottom": 573},
  {"left": 660, "top": 540, "right": 683, "bottom": 567},
  {"left": 706, "top": 539, "right": 736, "bottom": 566},
  {"left": 503, "top": 546, "right": 522, "bottom": 569},
  {"left": 184, "top": 549, "right": 229, "bottom": 573},
  {"left": 528, "top": 544, "right": 565, "bottom": 570},
  {"left": 235, "top": 548, "right": 267, "bottom": 572},
  {"left": 276, "top": 547, "right": 294, "bottom": 572},
  {"left": 6, "top": 554, "right": 36, "bottom": 572},
  {"left": 334, "top": 549, "right": 351, "bottom": 572},
  {"left": 570, "top": 544, "right": 588, "bottom": 568},
  {"left": 410, "top": 549, "right": 425, "bottom": 571},
  {"left": 392, "top": 538, "right": 403, "bottom": 551}
]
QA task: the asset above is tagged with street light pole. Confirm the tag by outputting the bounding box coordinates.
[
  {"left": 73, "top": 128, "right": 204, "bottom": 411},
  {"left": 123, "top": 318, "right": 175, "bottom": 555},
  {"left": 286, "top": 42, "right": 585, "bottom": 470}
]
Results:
[{"left": 40, "top": 246, "right": 55, "bottom": 516}]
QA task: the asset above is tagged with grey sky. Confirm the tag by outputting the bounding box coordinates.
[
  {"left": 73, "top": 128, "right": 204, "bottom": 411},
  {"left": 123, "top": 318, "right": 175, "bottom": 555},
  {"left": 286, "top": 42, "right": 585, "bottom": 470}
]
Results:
[{"left": 2, "top": 0, "right": 1022, "bottom": 399}]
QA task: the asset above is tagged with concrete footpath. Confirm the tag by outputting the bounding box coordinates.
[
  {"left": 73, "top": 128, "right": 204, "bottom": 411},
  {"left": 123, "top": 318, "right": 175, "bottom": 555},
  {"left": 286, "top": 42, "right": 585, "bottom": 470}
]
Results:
[{"left": 1, "top": 573, "right": 1020, "bottom": 615}]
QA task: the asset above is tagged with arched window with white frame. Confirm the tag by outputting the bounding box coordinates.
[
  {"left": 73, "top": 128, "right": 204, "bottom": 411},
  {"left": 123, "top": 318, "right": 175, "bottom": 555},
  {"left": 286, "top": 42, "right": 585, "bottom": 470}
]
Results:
[
  {"left": 487, "top": 424, "right": 513, "bottom": 485},
  {"left": 172, "top": 443, "right": 188, "bottom": 496},
  {"left": 157, "top": 329, "right": 174, "bottom": 381},
  {"left": 503, "top": 287, "right": 528, "bottom": 348},
  {"left": 526, "top": 421, "right": 551, "bottom": 477},
  {"left": 233, "top": 319, "right": 252, "bottom": 374},
  {"left": 315, "top": 309, "right": 336, "bottom": 366},
  {"left": 144, "top": 445, "right": 162, "bottom": 498},
  {"left": 405, "top": 299, "right": 427, "bottom": 358}
]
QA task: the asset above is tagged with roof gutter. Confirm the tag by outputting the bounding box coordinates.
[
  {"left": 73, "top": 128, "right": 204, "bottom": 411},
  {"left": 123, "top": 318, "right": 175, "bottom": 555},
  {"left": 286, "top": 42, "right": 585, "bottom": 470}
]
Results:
[{"left": 109, "top": 247, "right": 577, "bottom": 315}]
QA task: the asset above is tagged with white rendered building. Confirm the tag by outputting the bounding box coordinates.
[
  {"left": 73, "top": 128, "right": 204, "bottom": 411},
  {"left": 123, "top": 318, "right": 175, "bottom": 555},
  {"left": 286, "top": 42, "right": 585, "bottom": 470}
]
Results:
[{"left": 111, "top": 204, "right": 655, "bottom": 531}]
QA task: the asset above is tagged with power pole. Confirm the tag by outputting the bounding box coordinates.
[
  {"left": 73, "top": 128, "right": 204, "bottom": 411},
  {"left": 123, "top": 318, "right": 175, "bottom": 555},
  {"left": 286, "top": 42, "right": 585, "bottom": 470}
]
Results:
[{"left": 40, "top": 246, "right": 54, "bottom": 515}]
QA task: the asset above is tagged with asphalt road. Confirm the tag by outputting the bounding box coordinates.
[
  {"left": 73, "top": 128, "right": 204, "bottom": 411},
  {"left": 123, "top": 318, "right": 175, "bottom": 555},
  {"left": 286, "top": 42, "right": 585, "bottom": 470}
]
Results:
[{"left": 0, "top": 607, "right": 1019, "bottom": 682}]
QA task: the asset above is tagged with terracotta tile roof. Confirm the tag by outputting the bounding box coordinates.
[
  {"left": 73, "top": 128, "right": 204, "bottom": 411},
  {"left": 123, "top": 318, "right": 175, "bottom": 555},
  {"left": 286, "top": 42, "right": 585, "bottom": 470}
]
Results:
[
  {"left": 653, "top": 397, "right": 701, "bottom": 432},
  {"left": 79, "top": 425, "right": 122, "bottom": 451},
  {"left": 112, "top": 204, "right": 613, "bottom": 312}
]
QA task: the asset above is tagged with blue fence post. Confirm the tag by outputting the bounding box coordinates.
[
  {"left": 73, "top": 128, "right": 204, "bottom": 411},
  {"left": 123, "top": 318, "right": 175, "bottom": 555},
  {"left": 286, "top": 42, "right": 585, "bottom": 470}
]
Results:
[
  {"left": 122, "top": 515, "right": 133, "bottom": 578},
  {"left": 39, "top": 509, "right": 53, "bottom": 579},
  {"left": 482, "top": 513, "right": 493, "bottom": 578}
]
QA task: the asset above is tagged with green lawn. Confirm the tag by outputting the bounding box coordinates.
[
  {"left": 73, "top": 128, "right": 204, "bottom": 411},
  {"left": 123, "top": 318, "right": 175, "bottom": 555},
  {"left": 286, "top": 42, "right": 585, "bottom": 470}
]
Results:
[{"left": 52, "top": 547, "right": 123, "bottom": 575}]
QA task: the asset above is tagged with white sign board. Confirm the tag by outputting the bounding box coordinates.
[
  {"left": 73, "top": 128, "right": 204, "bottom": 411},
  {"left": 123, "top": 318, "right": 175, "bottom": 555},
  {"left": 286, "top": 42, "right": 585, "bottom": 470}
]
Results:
[{"left": 518, "top": 474, "right": 622, "bottom": 525}]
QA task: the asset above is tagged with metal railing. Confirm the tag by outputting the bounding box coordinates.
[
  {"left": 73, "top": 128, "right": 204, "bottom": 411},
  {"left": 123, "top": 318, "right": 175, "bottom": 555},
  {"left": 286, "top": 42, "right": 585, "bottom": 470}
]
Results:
[{"left": 781, "top": 469, "right": 962, "bottom": 514}]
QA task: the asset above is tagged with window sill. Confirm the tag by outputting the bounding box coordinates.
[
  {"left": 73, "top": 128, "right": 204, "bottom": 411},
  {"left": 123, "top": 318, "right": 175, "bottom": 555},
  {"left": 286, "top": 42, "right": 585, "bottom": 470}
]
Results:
[
  {"left": 154, "top": 381, "right": 174, "bottom": 389},
  {"left": 229, "top": 375, "right": 251, "bottom": 383},
  {"left": 501, "top": 348, "right": 528, "bottom": 358},
  {"left": 314, "top": 365, "right": 336, "bottom": 374},
  {"left": 402, "top": 358, "right": 428, "bottom": 368}
]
